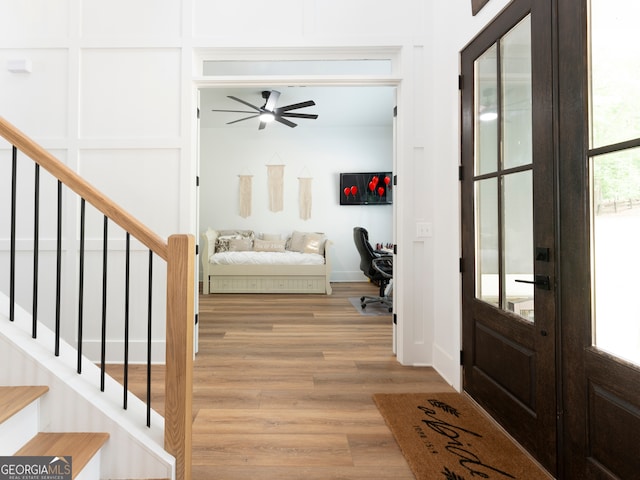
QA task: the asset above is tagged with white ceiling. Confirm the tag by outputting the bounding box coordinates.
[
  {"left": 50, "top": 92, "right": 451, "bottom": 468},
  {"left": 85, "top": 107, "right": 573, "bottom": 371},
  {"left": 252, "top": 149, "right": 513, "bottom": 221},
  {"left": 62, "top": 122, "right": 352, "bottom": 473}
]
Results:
[{"left": 199, "top": 86, "right": 395, "bottom": 129}]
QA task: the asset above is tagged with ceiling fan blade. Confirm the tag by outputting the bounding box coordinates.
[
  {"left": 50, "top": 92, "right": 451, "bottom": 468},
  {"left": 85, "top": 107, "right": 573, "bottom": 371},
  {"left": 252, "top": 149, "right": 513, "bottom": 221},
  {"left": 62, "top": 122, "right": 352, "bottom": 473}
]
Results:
[
  {"left": 226, "top": 114, "right": 259, "bottom": 125},
  {"left": 275, "top": 117, "right": 298, "bottom": 128},
  {"left": 276, "top": 100, "right": 316, "bottom": 112},
  {"left": 279, "top": 112, "right": 319, "bottom": 120},
  {"left": 211, "top": 109, "right": 258, "bottom": 114},
  {"left": 227, "top": 96, "right": 261, "bottom": 111},
  {"left": 264, "top": 90, "right": 280, "bottom": 111}
]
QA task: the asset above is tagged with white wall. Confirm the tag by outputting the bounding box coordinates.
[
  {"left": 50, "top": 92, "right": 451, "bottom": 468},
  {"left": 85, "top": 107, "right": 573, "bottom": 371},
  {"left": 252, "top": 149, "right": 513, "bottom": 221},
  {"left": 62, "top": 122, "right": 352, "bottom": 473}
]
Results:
[
  {"left": 0, "top": 0, "right": 514, "bottom": 389},
  {"left": 0, "top": 0, "right": 182, "bottom": 363},
  {"left": 428, "top": 0, "right": 514, "bottom": 387},
  {"left": 199, "top": 125, "right": 393, "bottom": 282}
]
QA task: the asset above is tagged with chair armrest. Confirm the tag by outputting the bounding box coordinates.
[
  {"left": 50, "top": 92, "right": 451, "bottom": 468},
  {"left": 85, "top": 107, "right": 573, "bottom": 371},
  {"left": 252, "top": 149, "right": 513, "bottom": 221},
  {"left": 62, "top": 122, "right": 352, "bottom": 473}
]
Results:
[{"left": 371, "top": 256, "right": 392, "bottom": 279}]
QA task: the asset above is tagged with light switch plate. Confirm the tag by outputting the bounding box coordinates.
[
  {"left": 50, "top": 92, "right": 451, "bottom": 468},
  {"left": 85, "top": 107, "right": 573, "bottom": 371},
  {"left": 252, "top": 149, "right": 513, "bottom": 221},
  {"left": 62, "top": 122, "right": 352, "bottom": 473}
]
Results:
[
  {"left": 7, "top": 58, "right": 32, "bottom": 73},
  {"left": 416, "top": 222, "right": 432, "bottom": 238}
]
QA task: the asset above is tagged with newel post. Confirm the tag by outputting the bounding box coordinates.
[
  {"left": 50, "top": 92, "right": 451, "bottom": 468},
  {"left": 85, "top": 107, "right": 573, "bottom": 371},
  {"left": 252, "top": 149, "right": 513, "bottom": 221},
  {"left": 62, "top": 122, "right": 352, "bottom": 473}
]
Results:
[{"left": 165, "top": 234, "right": 194, "bottom": 480}]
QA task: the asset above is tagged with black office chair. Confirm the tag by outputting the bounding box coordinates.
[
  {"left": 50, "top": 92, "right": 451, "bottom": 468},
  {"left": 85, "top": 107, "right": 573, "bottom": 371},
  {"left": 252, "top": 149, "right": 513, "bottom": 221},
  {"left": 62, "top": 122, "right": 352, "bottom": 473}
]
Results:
[{"left": 353, "top": 227, "right": 393, "bottom": 311}]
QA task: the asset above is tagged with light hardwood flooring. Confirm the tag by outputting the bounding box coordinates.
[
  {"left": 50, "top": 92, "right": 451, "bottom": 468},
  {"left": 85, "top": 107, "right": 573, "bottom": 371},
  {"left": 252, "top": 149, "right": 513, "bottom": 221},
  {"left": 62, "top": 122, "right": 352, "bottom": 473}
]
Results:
[{"left": 108, "top": 282, "right": 455, "bottom": 479}]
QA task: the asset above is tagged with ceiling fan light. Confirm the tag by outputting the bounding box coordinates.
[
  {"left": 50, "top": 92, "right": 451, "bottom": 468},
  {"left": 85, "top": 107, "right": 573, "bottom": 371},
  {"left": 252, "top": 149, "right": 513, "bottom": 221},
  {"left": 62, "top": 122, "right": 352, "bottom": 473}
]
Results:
[{"left": 260, "top": 112, "right": 275, "bottom": 123}]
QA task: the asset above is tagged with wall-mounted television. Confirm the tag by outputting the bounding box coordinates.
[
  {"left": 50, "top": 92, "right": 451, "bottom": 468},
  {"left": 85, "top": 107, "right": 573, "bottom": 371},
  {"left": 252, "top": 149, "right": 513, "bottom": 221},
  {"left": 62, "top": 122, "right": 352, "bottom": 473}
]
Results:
[{"left": 340, "top": 172, "right": 393, "bottom": 205}]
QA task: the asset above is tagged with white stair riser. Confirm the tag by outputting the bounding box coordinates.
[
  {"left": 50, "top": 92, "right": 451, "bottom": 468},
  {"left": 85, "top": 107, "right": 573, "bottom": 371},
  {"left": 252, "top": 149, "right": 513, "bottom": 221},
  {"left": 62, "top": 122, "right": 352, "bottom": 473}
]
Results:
[
  {"left": 0, "top": 401, "right": 39, "bottom": 455},
  {"left": 1, "top": 296, "right": 174, "bottom": 479},
  {"left": 74, "top": 450, "right": 101, "bottom": 480}
]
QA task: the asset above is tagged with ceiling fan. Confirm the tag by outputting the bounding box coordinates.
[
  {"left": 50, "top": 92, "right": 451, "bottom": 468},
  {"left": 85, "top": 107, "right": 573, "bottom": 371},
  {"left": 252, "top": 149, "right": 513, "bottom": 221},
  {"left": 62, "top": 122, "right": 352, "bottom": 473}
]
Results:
[{"left": 211, "top": 90, "right": 318, "bottom": 130}]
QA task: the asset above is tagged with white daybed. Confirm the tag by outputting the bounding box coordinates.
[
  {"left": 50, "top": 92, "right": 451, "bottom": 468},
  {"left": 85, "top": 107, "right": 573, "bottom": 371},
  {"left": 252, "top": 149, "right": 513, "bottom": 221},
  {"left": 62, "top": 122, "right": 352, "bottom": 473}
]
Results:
[{"left": 201, "top": 229, "right": 332, "bottom": 294}]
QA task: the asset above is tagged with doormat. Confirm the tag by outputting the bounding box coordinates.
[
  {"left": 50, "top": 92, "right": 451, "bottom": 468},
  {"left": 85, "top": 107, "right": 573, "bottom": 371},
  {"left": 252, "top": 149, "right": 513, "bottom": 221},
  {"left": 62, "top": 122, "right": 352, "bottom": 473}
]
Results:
[
  {"left": 348, "top": 297, "right": 391, "bottom": 316},
  {"left": 373, "top": 392, "right": 551, "bottom": 480}
]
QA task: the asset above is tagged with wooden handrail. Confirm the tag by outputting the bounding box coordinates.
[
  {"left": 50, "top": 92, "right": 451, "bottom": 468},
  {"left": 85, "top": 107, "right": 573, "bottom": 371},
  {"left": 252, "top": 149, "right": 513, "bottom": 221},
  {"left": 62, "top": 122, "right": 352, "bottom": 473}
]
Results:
[
  {"left": 1, "top": 116, "right": 193, "bottom": 480},
  {"left": 0, "top": 116, "right": 168, "bottom": 260}
]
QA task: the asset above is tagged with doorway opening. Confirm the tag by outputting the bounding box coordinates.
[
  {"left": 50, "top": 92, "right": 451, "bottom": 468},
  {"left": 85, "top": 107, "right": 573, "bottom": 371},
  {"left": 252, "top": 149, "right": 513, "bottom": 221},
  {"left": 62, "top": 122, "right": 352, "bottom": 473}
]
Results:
[
  {"left": 192, "top": 52, "right": 401, "bottom": 353},
  {"left": 197, "top": 84, "right": 396, "bottom": 284}
]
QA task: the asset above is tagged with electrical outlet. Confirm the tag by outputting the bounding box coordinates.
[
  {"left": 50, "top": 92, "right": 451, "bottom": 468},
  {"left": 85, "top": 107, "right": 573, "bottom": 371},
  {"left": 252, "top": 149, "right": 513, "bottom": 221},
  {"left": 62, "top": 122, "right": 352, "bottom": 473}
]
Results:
[{"left": 416, "top": 222, "right": 432, "bottom": 238}]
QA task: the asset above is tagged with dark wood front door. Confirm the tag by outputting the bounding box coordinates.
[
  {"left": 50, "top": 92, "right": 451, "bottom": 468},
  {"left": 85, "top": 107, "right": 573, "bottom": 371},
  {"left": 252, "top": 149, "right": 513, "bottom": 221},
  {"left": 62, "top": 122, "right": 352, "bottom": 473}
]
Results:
[
  {"left": 460, "top": 0, "right": 557, "bottom": 474},
  {"left": 462, "top": 0, "right": 640, "bottom": 478}
]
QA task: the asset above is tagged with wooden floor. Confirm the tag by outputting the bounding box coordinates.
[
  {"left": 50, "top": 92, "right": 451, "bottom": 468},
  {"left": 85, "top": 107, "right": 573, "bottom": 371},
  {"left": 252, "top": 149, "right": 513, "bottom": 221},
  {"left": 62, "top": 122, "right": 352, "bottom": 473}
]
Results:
[{"left": 110, "top": 282, "right": 455, "bottom": 479}]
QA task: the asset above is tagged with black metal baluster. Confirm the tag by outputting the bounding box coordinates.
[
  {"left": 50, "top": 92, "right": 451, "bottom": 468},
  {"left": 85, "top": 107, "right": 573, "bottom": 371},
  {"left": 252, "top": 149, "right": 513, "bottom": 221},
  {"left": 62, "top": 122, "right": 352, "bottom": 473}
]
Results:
[
  {"left": 4, "top": 138, "right": 167, "bottom": 434},
  {"left": 10, "top": 146, "right": 17, "bottom": 323},
  {"left": 146, "top": 249, "right": 153, "bottom": 427},
  {"left": 123, "top": 232, "right": 131, "bottom": 409},
  {"left": 32, "top": 163, "right": 40, "bottom": 338},
  {"left": 54, "top": 181, "right": 62, "bottom": 356},
  {"left": 77, "top": 199, "right": 86, "bottom": 374},
  {"left": 100, "top": 215, "right": 108, "bottom": 392}
]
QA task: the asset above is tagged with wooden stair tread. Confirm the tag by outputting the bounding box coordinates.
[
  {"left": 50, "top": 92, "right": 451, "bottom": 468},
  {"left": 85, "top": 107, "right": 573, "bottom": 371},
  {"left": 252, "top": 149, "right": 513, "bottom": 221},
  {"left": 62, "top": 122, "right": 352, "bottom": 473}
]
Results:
[
  {"left": 0, "top": 386, "right": 49, "bottom": 424},
  {"left": 15, "top": 432, "right": 109, "bottom": 478}
]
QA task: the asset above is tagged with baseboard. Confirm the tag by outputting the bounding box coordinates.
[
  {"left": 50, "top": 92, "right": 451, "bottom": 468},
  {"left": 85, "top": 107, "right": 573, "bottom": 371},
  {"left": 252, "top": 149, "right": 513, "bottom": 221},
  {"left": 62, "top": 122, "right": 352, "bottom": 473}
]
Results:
[{"left": 432, "top": 342, "right": 461, "bottom": 390}]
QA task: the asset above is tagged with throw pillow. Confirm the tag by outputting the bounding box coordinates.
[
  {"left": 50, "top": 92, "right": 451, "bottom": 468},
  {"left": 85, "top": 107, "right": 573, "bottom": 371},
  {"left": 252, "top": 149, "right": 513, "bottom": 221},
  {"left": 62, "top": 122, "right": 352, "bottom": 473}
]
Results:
[
  {"left": 228, "top": 238, "right": 252, "bottom": 252},
  {"left": 214, "top": 230, "right": 255, "bottom": 253},
  {"left": 302, "top": 233, "right": 326, "bottom": 255},
  {"left": 253, "top": 238, "right": 286, "bottom": 252},
  {"left": 261, "top": 233, "right": 281, "bottom": 241},
  {"left": 289, "top": 231, "right": 326, "bottom": 255},
  {"left": 288, "top": 230, "right": 308, "bottom": 252}
]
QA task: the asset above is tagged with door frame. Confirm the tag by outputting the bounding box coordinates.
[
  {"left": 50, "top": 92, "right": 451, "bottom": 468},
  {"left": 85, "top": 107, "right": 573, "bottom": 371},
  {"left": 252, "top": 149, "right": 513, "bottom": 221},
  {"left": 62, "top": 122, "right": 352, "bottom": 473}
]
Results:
[{"left": 190, "top": 48, "right": 408, "bottom": 353}]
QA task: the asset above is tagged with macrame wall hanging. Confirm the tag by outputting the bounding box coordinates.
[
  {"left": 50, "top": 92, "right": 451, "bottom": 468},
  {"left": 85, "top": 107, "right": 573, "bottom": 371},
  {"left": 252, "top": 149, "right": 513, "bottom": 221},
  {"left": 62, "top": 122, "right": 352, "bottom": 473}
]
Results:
[
  {"left": 298, "top": 166, "right": 313, "bottom": 220},
  {"left": 267, "top": 164, "right": 285, "bottom": 212},
  {"left": 238, "top": 174, "right": 253, "bottom": 218}
]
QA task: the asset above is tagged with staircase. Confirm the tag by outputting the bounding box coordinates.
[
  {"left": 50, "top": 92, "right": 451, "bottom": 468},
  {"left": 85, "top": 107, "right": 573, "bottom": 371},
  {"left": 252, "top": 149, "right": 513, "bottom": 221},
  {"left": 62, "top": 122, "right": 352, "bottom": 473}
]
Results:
[
  {"left": 1, "top": 117, "right": 193, "bottom": 480},
  {"left": 0, "top": 294, "right": 175, "bottom": 480},
  {"left": 0, "top": 386, "right": 109, "bottom": 480}
]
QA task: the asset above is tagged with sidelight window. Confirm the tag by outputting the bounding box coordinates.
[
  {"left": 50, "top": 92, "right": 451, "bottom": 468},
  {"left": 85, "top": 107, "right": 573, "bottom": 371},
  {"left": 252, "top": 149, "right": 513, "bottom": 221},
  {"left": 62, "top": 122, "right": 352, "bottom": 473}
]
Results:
[{"left": 589, "top": 0, "right": 640, "bottom": 366}]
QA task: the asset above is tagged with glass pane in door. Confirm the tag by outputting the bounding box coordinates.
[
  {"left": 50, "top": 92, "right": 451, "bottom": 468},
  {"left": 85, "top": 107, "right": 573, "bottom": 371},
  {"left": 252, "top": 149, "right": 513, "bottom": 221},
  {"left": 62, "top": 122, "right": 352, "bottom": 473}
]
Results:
[
  {"left": 504, "top": 171, "right": 534, "bottom": 321},
  {"left": 502, "top": 16, "right": 532, "bottom": 170},
  {"left": 591, "top": 148, "right": 640, "bottom": 366},
  {"left": 475, "top": 44, "right": 498, "bottom": 176},
  {"left": 473, "top": 14, "right": 534, "bottom": 320},
  {"left": 475, "top": 178, "right": 499, "bottom": 306}
]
